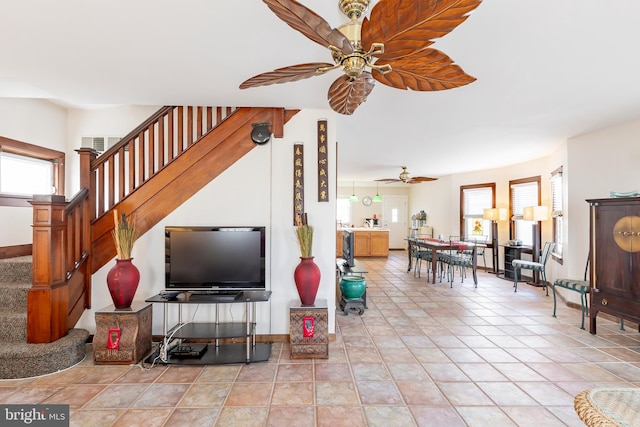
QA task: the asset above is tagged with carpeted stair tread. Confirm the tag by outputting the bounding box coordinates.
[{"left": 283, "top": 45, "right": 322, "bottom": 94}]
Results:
[
  {"left": 0, "top": 256, "right": 32, "bottom": 283},
  {"left": 0, "top": 283, "right": 29, "bottom": 312},
  {"left": 0, "top": 329, "right": 89, "bottom": 379},
  {"left": 0, "top": 309, "right": 26, "bottom": 342}
]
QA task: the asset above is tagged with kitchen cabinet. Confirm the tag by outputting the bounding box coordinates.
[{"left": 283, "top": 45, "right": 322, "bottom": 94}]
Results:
[
  {"left": 336, "top": 230, "right": 343, "bottom": 257},
  {"left": 588, "top": 197, "right": 640, "bottom": 334},
  {"left": 352, "top": 230, "right": 389, "bottom": 257},
  {"left": 354, "top": 232, "right": 370, "bottom": 257},
  {"left": 370, "top": 232, "right": 389, "bottom": 256}
]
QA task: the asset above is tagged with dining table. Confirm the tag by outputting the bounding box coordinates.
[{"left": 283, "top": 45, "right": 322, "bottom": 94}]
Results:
[{"left": 406, "top": 237, "right": 479, "bottom": 285}]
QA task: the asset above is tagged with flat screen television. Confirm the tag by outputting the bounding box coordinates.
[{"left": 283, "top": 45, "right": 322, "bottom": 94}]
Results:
[
  {"left": 342, "top": 230, "right": 355, "bottom": 267},
  {"left": 165, "top": 226, "right": 266, "bottom": 291}
]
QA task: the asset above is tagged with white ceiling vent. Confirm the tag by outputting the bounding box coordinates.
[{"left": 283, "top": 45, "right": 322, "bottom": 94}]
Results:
[{"left": 81, "top": 136, "right": 123, "bottom": 153}]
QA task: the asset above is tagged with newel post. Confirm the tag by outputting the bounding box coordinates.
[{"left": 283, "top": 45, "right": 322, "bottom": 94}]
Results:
[
  {"left": 77, "top": 147, "right": 98, "bottom": 221},
  {"left": 27, "top": 194, "right": 68, "bottom": 343}
]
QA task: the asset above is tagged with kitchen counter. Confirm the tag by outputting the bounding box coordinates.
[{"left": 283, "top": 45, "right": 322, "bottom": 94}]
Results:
[
  {"left": 340, "top": 227, "right": 389, "bottom": 232},
  {"left": 337, "top": 228, "right": 389, "bottom": 257}
]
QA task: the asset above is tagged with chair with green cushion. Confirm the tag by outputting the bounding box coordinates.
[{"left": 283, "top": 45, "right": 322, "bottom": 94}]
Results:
[
  {"left": 552, "top": 256, "right": 625, "bottom": 331},
  {"left": 512, "top": 242, "right": 555, "bottom": 294},
  {"left": 408, "top": 238, "right": 432, "bottom": 278},
  {"left": 552, "top": 257, "right": 590, "bottom": 329},
  {"left": 438, "top": 240, "right": 477, "bottom": 288}
]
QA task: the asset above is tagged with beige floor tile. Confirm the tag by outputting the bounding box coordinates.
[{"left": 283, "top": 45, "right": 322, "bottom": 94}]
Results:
[{"left": 3, "top": 252, "right": 640, "bottom": 427}]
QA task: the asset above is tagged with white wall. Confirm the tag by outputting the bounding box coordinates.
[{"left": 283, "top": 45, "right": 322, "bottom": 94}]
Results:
[
  {"left": 0, "top": 98, "right": 67, "bottom": 245},
  {"left": 75, "top": 109, "right": 338, "bottom": 336},
  {"left": 66, "top": 105, "right": 161, "bottom": 194},
  {"left": 3, "top": 97, "right": 640, "bottom": 332},
  {"left": 564, "top": 118, "right": 640, "bottom": 273},
  {"left": 411, "top": 157, "right": 553, "bottom": 248},
  {"left": 337, "top": 183, "right": 410, "bottom": 228}
]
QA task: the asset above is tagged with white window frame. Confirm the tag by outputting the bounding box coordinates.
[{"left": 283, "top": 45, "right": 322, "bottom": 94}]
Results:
[
  {"left": 510, "top": 177, "right": 541, "bottom": 247},
  {"left": 0, "top": 136, "right": 64, "bottom": 207},
  {"left": 461, "top": 184, "right": 495, "bottom": 242}
]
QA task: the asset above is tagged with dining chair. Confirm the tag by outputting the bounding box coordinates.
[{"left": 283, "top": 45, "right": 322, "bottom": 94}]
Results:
[
  {"left": 512, "top": 242, "right": 555, "bottom": 293},
  {"left": 472, "top": 235, "right": 488, "bottom": 270},
  {"left": 552, "top": 256, "right": 590, "bottom": 329},
  {"left": 409, "top": 238, "right": 432, "bottom": 278},
  {"left": 438, "top": 239, "right": 477, "bottom": 288}
]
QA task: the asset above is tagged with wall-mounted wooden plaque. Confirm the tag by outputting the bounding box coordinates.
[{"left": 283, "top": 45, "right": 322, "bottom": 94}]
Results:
[
  {"left": 317, "top": 120, "right": 328, "bottom": 202},
  {"left": 294, "top": 143, "right": 304, "bottom": 225}
]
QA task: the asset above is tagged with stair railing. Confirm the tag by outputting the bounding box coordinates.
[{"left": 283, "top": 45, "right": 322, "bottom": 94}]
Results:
[
  {"left": 83, "top": 106, "right": 237, "bottom": 220},
  {"left": 28, "top": 189, "right": 91, "bottom": 343}
]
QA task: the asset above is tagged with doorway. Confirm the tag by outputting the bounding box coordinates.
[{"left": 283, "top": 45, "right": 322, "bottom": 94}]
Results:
[{"left": 382, "top": 195, "right": 409, "bottom": 249}]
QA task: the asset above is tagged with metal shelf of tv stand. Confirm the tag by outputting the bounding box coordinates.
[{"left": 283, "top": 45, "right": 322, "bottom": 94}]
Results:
[{"left": 145, "top": 290, "right": 271, "bottom": 365}]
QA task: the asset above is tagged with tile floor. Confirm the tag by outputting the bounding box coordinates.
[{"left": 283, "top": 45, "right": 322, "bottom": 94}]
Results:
[{"left": 2, "top": 251, "right": 640, "bottom": 426}]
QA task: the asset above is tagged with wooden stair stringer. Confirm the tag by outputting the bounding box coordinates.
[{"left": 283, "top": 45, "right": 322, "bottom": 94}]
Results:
[{"left": 90, "top": 107, "right": 296, "bottom": 273}]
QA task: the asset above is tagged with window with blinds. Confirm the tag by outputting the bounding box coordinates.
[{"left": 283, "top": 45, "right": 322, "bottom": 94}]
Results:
[
  {"left": 551, "top": 167, "right": 563, "bottom": 258},
  {"left": 510, "top": 178, "right": 540, "bottom": 246},
  {"left": 461, "top": 184, "right": 494, "bottom": 240}
]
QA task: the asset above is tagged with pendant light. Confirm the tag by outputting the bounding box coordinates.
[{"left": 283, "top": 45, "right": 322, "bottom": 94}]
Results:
[
  {"left": 349, "top": 182, "right": 358, "bottom": 202},
  {"left": 372, "top": 182, "right": 383, "bottom": 202}
]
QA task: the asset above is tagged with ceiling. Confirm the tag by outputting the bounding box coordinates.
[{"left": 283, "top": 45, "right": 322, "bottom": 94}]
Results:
[{"left": 2, "top": 1, "right": 640, "bottom": 185}]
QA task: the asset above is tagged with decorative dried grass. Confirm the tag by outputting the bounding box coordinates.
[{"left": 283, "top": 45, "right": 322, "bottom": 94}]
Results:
[
  {"left": 112, "top": 210, "right": 139, "bottom": 260},
  {"left": 295, "top": 213, "right": 313, "bottom": 258}
]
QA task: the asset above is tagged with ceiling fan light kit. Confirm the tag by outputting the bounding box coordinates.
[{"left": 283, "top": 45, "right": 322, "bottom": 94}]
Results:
[
  {"left": 240, "top": 0, "right": 482, "bottom": 115},
  {"left": 376, "top": 166, "right": 437, "bottom": 184}
]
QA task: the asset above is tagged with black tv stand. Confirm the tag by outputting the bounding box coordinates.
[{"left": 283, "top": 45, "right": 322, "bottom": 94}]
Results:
[
  {"left": 145, "top": 290, "right": 272, "bottom": 365},
  {"left": 186, "top": 290, "right": 243, "bottom": 302}
]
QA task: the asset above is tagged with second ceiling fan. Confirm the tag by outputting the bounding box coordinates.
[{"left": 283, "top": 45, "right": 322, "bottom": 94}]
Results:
[
  {"left": 376, "top": 166, "right": 437, "bottom": 184},
  {"left": 239, "top": 0, "right": 483, "bottom": 115}
]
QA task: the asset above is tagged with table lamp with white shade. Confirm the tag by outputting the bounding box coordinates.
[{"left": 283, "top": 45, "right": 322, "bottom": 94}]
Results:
[{"left": 483, "top": 207, "right": 508, "bottom": 275}]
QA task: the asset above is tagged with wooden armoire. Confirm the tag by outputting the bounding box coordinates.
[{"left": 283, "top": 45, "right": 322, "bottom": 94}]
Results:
[{"left": 588, "top": 197, "right": 640, "bottom": 334}]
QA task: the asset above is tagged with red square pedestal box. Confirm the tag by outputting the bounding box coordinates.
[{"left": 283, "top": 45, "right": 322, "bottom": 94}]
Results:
[{"left": 289, "top": 299, "right": 328, "bottom": 359}]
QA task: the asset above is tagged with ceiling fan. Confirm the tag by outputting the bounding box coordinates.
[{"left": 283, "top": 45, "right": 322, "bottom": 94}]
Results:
[
  {"left": 376, "top": 166, "right": 437, "bottom": 184},
  {"left": 239, "top": 0, "right": 482, "bottom": 115}
]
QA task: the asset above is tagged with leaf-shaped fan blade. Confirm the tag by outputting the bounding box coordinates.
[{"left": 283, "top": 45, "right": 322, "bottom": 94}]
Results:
[
  {"left": 411, "top": 176, "right": 438, "bottom": 182},
  {"left": 372, "top": 48, "right": 475, "bottom": 91},
  {"left": 327, "top": 71, "right": 376, "bottom": 115},
  {"left": 263, "top": 0, "right": 353, "bottom": 54},
  {"left": 362, "top": 0, "right": 482, "bottom": 61},
  {"left": 239, "top": 62, "right": 335, "bottom": 89},
  {"left": 376, "top": 178, "right": 401, "bottom": 183}
]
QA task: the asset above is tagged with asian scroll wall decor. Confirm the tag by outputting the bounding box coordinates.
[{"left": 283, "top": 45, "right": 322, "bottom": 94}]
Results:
[
  {"left": 317, "top": 120, "right": 328, "bottom": 202},
  {"left": 293, "top": 143, "right": 304, "bottom": 225},
  {"left": 294, "top": 119, "right": 330, "bottom": 223}
]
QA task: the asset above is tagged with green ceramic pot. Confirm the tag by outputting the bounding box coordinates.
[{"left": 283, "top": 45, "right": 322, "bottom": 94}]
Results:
[{"left": 339, "top": 275, "right": 366, "bottom": 300}]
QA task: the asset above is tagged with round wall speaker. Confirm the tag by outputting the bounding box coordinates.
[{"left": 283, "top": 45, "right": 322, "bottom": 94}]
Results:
[{"left": 251, "top": 124, "right": 271, "bottom": 145}]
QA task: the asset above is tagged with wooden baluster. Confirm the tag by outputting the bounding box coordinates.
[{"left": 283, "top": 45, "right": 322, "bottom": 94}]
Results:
[
  {"left": 167, "top": 108, "right": 174, "bottom": 163},
  {"left": 197, "top": 106, "right": 203, "bottom": 139},
  {"left": 148, "top": 122, "right": 155, "bottom": 177},
  {"left": 187, "top": 106, "right": 194, "bottom": 146}
]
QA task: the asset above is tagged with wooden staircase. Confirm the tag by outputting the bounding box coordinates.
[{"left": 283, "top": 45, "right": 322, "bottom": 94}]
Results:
[
  {"left": 26, "top": 105, "right": 299, "bottom": 346},
  {"left": 0, "top": 256, "right": 88, "bottom": 379}
]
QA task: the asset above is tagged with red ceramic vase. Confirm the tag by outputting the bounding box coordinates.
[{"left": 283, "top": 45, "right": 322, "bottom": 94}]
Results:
[
  {"left": 294, "top": 257, "right": 321, "bottom": 306},
  {"left": 106, "top": 258, "right": 140, "bottom": 309}
]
